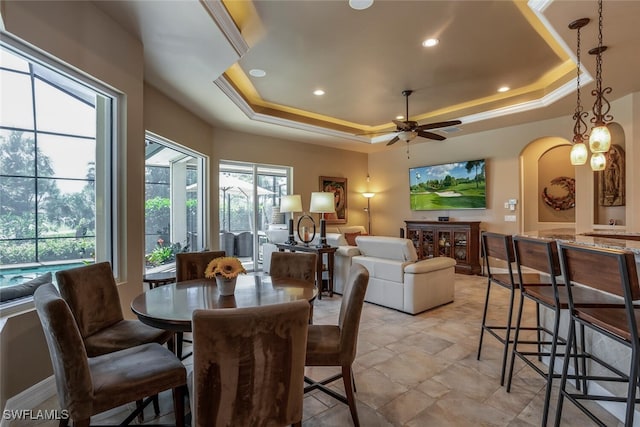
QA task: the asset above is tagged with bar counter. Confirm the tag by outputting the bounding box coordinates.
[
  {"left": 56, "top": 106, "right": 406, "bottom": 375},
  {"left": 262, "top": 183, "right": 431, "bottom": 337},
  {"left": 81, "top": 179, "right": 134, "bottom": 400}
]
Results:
[
  {"left": 519, "top": 228, "right": 640, "bottom": 256},
  {"left": 516, "top": 228, "right": 639, "bottom": 423}
]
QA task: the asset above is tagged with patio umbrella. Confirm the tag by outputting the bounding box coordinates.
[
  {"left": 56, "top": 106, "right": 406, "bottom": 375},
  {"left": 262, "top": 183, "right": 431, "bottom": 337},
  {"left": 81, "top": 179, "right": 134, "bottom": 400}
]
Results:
[{"left": 219, "top": 174, "right": 274, "bottom": 232}]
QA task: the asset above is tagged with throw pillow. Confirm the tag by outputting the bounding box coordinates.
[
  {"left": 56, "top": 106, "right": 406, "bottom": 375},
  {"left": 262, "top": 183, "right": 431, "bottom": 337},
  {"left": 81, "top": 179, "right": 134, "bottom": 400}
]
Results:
[
  {"left": 0, "top": 272, "right": 52, "bottom": 302},
  {"left": 344, "top": 231, "right": 367, "bottom": 246}
]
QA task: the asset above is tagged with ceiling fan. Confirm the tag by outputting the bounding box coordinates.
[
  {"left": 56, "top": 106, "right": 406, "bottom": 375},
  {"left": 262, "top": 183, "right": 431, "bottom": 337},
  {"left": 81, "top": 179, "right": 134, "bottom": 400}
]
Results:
[{"left": 370, "top": 90, "right": 462, "bottom": 146}]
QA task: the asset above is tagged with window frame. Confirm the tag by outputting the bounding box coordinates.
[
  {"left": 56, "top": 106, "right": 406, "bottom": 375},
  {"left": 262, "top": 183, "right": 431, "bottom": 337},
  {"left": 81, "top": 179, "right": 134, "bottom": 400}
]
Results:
[{"left": 0, "top": 34, "right": 120, "bottom": 315}]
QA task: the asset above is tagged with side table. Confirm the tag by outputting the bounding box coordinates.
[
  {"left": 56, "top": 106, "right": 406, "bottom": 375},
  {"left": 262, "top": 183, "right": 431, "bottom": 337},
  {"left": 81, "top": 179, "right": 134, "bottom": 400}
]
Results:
[
  {"left": 275, "top": 243, "right": 337, "bottom": 299},
  {"left": 143, "top": 271, "right": 176, "bottom": 289}
]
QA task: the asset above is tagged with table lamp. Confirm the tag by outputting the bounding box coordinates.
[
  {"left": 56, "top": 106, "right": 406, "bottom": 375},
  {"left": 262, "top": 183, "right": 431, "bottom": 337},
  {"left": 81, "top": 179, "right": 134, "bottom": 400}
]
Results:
[
  {"left": 280, "top": 194, "right": 302, "bottom": 245},
  {"left": 309, "top": 191, "right": 336, "bottom": 248}
]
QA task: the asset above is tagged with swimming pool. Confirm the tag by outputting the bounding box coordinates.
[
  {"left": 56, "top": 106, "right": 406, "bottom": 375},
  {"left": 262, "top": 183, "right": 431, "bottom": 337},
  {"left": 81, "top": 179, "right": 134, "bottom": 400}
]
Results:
[{"left": 0, "top": 262, "right": 86, "bottom": 288}]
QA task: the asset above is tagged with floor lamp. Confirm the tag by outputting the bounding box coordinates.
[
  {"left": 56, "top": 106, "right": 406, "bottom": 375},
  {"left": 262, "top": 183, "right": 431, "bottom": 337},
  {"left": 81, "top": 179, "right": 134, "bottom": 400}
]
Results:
[
  {"left": 309, "top": 192, "right": 335, "bottom": 248},
  {"left": 362, "top": 192, "right": 375, "bottom": 235},
  {"left": 280, "top": 194, "right": 302, "bottom": 245}
]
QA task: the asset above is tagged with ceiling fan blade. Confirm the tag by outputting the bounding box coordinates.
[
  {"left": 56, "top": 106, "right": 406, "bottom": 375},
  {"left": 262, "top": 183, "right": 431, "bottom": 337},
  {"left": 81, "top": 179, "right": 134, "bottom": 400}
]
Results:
[
  {"left": 416, "top": 120, "right": 462, "bottom": 131},
  {"left": 417, "top": 130, "right": 446, "bottom": 141},
  {"left": 386, "top": 135, "right": 400, "bottom": 146},
  {"left": 392, "top": 119, "right": 411, "bottom": 131}
]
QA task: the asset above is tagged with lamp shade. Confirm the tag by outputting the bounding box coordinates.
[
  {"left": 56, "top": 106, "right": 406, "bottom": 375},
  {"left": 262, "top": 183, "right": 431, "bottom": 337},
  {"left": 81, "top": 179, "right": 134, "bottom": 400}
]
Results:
[
  {"left": 570, "top": 143, "right": 588, "bottom": 165},
  {"left": 280, "top": 194, "right": 302, "bottom": 213},
  {"left": 590, "top": 152, "right": 607, "bottom": 171},
  {"left": 589, "top": 125, "right": 611, "bottom": 153},
  {"left": 362, "top": 192, "right": 375, "bottom": 199},
  {"left": 309, "top": 192, "right": 335, "bottom": 213}
]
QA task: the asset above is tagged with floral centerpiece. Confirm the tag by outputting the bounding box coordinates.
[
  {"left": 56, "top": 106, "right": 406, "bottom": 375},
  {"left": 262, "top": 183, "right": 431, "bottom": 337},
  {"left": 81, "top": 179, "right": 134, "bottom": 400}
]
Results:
[{"left": 205, "top": 257, "right": 246, "bottom": 295}]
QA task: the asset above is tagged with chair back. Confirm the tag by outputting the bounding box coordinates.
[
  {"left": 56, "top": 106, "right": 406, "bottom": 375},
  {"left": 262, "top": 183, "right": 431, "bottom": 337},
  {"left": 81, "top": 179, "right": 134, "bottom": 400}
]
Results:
[
  {"left": 176, "top": 251, "right": 225, "bottom": 281},
  {"left": 338, "top": 263, "right": 370, "bottom": 365},
  {"left": 513, "top": 235, "right": 562, "bottom": 283},
  {"left": 56, "top": 262, "right": 122, "bottom": 339},
  {"left": 481, "top": 232, "right": 516, "bottom": 285},
  {"left": 269, "top": 252, "right": 317, "bottom": 283},
  {"left": 191, "top": 300, "right": 310, "bottom": 427},
  {"left": 558, "top": 242, "right": 640, "bottom": 302},
  {"left": 34, "top": 283, "right": 93, "bottom": 420}
]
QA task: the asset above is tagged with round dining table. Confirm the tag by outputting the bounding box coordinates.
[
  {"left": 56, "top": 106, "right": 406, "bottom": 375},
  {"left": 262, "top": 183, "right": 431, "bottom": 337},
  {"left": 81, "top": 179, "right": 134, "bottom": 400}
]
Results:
[{"left": 131, "top": 274, "right": 318, "bottom": 332}]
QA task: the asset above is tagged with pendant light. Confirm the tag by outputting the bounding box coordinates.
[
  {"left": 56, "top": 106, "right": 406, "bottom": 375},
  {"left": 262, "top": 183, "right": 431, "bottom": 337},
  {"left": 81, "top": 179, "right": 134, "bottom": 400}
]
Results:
[
  {"left": 569, "top": 18, "right": 589, "bottom": 166},
  {"left": 588, "top": 0, "right": 613, "bottom": 155}
]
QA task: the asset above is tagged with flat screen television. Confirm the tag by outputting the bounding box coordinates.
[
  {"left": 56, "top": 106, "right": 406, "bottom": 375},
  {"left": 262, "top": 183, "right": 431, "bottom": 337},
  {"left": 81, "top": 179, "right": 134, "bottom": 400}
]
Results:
[{"left": 409, "top": 159, "right": 486, "bottom": 210}]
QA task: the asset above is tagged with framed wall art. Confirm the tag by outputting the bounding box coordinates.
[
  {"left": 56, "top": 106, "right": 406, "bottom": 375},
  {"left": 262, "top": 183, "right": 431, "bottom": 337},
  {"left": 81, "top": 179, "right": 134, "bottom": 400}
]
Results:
[{"left": 319, "top": 176, "right": 347, "bottom": 224}]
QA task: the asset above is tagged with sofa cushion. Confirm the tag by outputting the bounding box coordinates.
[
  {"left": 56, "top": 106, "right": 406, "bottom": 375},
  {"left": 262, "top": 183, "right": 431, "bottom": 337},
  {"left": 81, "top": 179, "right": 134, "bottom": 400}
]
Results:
[
  {"left": 339, "top": 225, "right": 367, "bottom": 235},
  {"left": 405, "top": 257, "right": 456, "bottom": 274},
  {"left": 0, "top": 272, "right": 52, "bottom": 302},
  {"left": 352, "top": 256, "right": 409, "bottom": 283},
  {"left": 344, "top": 231, "right": 367, "bottom": 246},
  {"left": 355, "top": 236, "right": 418, "bottom": 262}
]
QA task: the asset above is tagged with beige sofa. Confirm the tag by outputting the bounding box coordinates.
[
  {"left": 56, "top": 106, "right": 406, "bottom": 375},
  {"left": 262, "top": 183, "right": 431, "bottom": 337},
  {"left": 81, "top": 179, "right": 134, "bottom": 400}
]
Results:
[
  {"left": 262, "top": 225, "right": 366, "bottom": 294},
  {"left": 351, "top": 236, "right": 456, "bottom": 314}
]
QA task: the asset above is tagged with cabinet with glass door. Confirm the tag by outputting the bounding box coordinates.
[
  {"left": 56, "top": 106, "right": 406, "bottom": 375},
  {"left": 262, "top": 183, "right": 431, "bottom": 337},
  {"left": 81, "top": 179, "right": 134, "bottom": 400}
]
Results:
[{"left": 405, "top": 220, "right": 481, "bottom": 275}]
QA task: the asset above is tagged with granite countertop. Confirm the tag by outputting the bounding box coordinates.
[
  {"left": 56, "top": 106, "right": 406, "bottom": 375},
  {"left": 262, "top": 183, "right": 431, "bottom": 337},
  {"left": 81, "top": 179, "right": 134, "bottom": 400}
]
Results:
[{"left": 519, "top": 228, "right": 640, "bottom": 256}]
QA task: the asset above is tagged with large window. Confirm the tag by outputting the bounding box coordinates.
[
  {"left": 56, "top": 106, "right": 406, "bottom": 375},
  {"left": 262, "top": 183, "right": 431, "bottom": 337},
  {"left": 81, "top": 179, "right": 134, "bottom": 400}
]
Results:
[
  {"left": 219, "top": 161, "right": 290, "bottom": 271},
  {"left": 144, "top": 133, "right": 206, "bottom": 273},
  {"left": 0, "top": 40, "right": 116, "bottom": 307}
]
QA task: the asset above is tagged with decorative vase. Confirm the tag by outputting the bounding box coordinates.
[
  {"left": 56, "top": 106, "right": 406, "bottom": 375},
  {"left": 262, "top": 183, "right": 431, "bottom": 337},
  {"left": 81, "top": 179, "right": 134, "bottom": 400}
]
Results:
[{"left": 216, "top": 276, "right": 237, "bottom": 296}]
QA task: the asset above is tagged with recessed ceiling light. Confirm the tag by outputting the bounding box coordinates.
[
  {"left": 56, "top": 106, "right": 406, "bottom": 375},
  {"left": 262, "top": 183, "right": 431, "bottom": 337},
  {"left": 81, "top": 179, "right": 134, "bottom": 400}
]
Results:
[
  {"left": 396, "top": 115, "right": 405, "bottom": 120},
  {"left": 349, "top": 0, "right": 373, "bottom": 10},
  {"left": 422, "top": 38, "right": 439, "bottom": 47},
  {"left": 249, "top": 69, "right": 266, "bottom": 77},
  {"left": 498, "top": 86, "right": 510, "bottom": 93},
  {"left": 313, "top": 89, "right": 325, "bottom": 96}
]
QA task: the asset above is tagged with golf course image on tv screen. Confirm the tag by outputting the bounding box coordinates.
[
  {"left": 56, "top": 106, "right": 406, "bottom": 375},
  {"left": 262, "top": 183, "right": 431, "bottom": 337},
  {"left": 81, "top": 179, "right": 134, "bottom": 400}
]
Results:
[{"left": 409, "top": 159, "right": 486, "bottom": 210}]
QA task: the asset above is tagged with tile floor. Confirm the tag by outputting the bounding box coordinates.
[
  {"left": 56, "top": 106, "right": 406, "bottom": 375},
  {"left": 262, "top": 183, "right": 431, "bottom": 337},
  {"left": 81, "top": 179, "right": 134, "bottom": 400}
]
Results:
[{"left": 14, "top": 273, "right": 624, "bottom": 426}]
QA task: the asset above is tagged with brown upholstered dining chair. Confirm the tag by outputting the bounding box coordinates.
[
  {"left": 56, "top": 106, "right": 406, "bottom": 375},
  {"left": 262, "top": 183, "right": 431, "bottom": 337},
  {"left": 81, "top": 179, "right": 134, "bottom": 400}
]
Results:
[
  {"left": 270, "top": 251, "right": 317, "bottom": 283},
  {"left": 175, "top": 250, "right": 226, "bottom": 359},
  {"left": 56, "top": 262, "right": 174, "bottom": 356},
  {"left": 34, "top": 283, "right": 187, "bottom": 427},
  {"left": 191, "top": 300, "right": 310, "bottom": 427},
  {"left": 56, "top": 261, "right": 175, "bottom": 420},
  {"left": 175, "top": 250, "right": 226, "bottom": 282},
  {"left": 304, "top": 263, "right": 369, "bottom": 427},
  {"left": 270, "top": 251, "right": 317, "bottom": 322}
]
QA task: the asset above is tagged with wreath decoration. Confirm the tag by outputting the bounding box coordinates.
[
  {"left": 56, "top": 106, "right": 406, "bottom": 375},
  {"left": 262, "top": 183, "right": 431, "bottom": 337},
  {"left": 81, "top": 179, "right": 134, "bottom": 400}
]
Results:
[{"left": 542, "top": 176, "right": 575, "bottom": 211}]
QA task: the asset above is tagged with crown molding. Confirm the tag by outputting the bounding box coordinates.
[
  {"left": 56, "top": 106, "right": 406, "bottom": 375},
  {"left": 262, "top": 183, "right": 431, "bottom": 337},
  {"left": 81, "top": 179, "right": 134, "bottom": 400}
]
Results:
[{"left": 201, "top": 0, "right": 249, "bottom": 57}]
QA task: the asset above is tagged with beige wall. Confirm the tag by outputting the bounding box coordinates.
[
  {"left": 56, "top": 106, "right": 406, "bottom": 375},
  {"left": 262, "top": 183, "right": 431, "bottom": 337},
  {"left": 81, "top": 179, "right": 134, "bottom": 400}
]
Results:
[
  {"left": 0, "top": 0, "right": 145, "bottom": 407},
  {"left": 0, "top": 0, "right": 639, "bottom": 411},
  {"left": 369, "top": 93, "right": 640, "bottom": 237}
]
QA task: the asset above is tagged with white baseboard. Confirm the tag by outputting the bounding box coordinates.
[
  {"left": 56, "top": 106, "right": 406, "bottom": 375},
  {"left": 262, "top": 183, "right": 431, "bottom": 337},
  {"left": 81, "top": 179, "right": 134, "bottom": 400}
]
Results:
[{"left": 1, "top": 376, "right": 56, "bottom": 427}]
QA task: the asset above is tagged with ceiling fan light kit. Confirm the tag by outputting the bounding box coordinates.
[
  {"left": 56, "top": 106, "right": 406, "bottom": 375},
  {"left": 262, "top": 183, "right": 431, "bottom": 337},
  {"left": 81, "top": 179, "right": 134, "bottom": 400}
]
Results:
[{"left": 385, "top": 90, "right": 461, "bottom": 147}]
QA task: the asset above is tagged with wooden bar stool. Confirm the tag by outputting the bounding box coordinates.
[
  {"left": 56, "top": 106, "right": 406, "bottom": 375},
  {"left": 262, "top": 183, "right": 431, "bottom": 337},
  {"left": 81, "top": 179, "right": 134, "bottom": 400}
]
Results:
[
  {"left": 477, "top": 232, "right": 547, "bottom": 386},
  {"left": 506, "top": 236, "right": 577, "bottom": 426},
  {"left": 555, "top": 242, "right": 640, "bottom": 427}
]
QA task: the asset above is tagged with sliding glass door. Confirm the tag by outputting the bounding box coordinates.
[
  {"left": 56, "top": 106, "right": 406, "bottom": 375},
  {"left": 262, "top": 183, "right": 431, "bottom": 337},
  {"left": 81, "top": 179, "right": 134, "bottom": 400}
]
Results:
[{"left": 219, "top": 161, "right": 290, "bottom": 271}]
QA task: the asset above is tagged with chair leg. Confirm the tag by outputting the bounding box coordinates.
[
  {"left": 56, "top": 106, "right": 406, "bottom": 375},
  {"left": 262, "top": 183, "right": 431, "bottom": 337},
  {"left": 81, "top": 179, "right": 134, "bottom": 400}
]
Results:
[
  {"left": 541, "top": 306, "right": 562, "bottom": 427},
  {"left": 173, "top": 385, "right": 186, "bottom": 427},
  {"left": 477, "top": 278, "right": 492, "bottom": 360},
  {"left": 554, "top": 315, "right": 576, "bottom": 427},
  {"left": 506, "top": 291, "right": 525, "bottom": 392},
  {"left": 152, "top": 394, "right": 160, "bottom": 415},
  {"left": 500, "top": 288, "right": 515, "bottom": 386},
  {"left": 625, "top": 346, "right": 639, "bottom": 426},
  {"left": 136, "top": 399, "right": 144, "bottom": 422},
  {"left": 342, "top": 365, "right": 360, "bottom": 427},
  {"left": 176, "top": 332, "right": 183, "bottom": 359}
]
